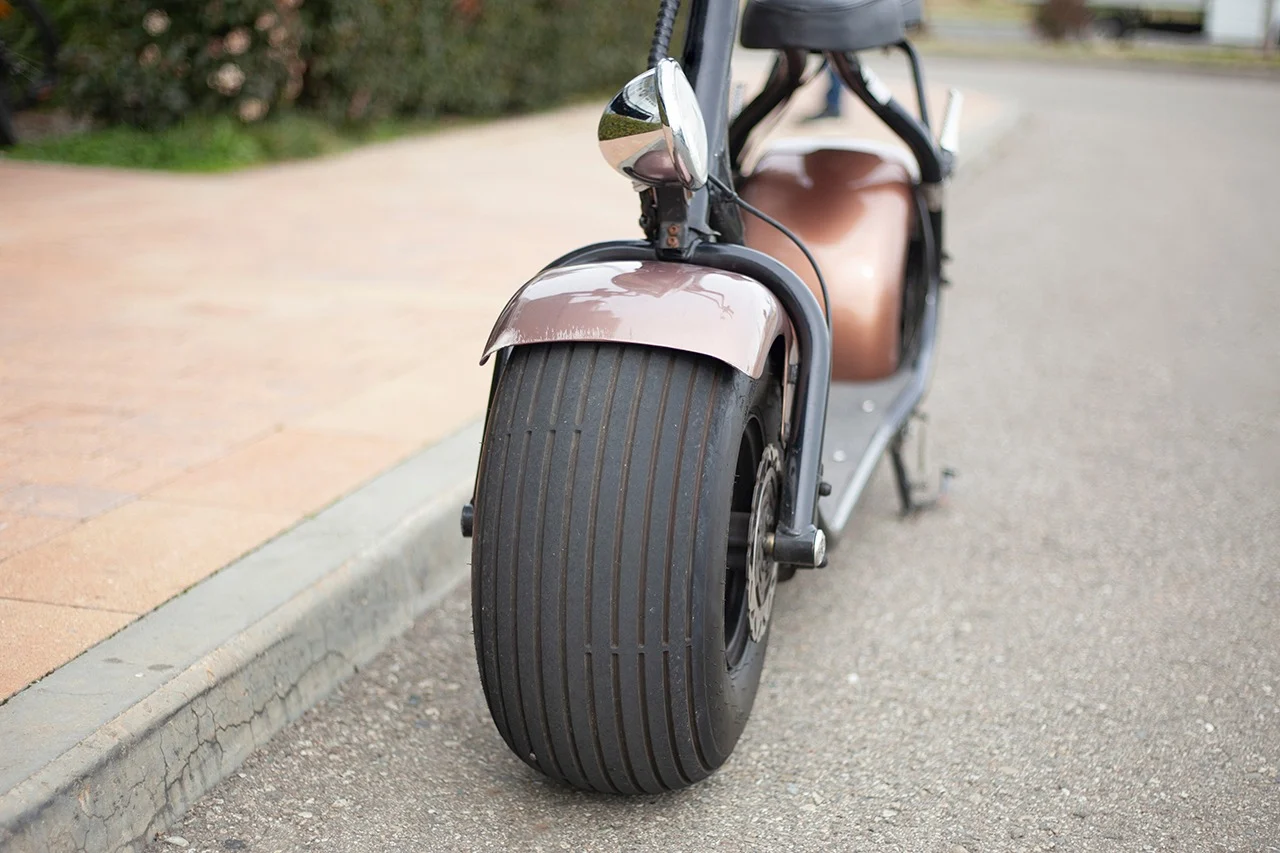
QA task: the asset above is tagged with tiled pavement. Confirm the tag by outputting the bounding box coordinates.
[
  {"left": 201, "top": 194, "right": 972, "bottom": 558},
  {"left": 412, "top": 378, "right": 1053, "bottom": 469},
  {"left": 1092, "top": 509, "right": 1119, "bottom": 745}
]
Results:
[{"left": 0, "top": 57, "right": 1002, "bottom": 700}]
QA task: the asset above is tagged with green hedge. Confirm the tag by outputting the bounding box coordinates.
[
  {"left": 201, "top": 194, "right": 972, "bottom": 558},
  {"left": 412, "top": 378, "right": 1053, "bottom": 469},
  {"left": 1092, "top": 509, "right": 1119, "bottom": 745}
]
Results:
[{"left": 47, "top": 0, "right": 660, "bottom": 129}]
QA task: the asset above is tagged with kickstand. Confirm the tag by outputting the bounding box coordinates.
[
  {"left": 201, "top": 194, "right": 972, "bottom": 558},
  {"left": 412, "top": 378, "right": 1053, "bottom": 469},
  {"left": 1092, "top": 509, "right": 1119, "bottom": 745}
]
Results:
[{"left": 889, "top": 411, "right": 956, "bottom": 517}]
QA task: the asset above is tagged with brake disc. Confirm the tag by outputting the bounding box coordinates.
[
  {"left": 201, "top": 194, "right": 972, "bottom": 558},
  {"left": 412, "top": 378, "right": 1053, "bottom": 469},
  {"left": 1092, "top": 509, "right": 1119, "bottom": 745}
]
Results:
[{"left": 747, "top": 444, "right": 782, "bottom": 642}]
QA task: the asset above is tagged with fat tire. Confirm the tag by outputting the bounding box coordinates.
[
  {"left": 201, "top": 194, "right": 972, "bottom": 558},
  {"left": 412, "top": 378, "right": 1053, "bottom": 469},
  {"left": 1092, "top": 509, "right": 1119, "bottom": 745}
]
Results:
[{"left": 471, "top": 342, "right": 780, "bottom": 794}]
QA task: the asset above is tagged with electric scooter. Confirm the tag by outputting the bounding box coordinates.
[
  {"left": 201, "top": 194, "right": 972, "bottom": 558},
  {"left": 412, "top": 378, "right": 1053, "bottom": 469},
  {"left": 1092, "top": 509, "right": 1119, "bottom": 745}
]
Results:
[{"left": 461, "top": 0, "right": 963, "bottom": 794}]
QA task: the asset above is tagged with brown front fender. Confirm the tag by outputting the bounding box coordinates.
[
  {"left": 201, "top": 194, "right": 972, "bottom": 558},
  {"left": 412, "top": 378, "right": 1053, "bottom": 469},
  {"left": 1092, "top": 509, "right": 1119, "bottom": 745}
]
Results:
[{"left": 482, "top": 260, "right": 794, "bottom": 380}]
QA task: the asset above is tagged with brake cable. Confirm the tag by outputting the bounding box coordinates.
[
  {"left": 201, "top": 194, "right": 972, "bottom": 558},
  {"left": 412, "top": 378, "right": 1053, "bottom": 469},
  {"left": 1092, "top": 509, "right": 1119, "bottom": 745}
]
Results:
[{"left": 707, "top": 173, "right": 833, "bottom": 333}]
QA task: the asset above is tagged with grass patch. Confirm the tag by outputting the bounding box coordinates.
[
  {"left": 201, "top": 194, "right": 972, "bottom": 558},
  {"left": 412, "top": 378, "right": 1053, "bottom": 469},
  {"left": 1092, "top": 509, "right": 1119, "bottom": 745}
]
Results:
[{"left": 4, "top": 112, "right": 443, "bottom": 172}]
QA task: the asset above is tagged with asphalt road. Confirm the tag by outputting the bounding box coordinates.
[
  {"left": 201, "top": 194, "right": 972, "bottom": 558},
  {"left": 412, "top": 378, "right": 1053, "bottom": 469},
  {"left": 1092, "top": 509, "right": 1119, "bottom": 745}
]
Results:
[{"left": 150, "top": 60, "right": 1280, "bottom": 853}]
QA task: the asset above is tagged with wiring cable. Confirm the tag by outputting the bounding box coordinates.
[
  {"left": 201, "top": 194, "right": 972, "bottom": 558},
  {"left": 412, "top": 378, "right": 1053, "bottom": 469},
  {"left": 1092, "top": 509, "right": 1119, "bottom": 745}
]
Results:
[{"left": 706, "top": 173, "right": 832, "bottom": 332}]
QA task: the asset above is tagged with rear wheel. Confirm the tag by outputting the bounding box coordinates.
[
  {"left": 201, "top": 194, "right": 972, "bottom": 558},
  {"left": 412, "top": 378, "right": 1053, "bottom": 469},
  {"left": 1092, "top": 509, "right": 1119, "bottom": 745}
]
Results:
[{"left": 471, "top": 342, "right": 783, "bottom": 793}]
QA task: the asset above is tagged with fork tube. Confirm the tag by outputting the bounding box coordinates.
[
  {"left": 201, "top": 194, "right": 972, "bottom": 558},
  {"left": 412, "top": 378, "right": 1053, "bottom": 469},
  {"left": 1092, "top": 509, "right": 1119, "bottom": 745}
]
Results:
[
  {"left": 682, "top": 0, "right": 737, "bottom": 155},
  {"left": 681, "top": 0, "right": 739, "bottom": 233}
]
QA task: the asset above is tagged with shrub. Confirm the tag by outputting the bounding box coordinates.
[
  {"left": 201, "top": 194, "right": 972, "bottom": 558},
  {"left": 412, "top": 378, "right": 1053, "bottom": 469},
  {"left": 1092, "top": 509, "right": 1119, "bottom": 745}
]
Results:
[
  {"left": 49, "top": 0, "right": 307, "bottom": 129},
  {"left": 302, "top": 0, "right": 659, "bottom": 121},
  {"left": 43, "top": 0, "right": 660, "bottom": 129}
]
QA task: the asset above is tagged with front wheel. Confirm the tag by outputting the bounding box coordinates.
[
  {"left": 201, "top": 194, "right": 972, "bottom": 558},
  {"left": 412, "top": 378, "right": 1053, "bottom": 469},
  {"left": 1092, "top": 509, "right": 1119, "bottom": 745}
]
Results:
[{"left": 471, "top": 342, "right": 783, "bottom": 793}]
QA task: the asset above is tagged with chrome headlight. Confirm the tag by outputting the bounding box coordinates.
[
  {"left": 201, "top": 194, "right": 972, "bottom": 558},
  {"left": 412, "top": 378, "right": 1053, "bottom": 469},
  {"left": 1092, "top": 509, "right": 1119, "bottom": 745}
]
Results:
[{"left": 598, "top": 58, "right": 709, "bottom": 191}]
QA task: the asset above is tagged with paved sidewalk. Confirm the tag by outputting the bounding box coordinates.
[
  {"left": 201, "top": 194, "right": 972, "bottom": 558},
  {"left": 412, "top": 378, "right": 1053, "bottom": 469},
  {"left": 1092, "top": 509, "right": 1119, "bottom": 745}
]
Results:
[{"left": 0, "top": 57, "right": 1003, "bottom": 702}]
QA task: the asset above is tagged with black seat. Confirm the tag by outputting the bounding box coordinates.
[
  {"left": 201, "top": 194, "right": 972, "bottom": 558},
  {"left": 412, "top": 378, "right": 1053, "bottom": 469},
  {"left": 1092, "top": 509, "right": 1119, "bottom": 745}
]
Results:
[{"left": 740, "top": 0, "right": 923, "bottom": 53}]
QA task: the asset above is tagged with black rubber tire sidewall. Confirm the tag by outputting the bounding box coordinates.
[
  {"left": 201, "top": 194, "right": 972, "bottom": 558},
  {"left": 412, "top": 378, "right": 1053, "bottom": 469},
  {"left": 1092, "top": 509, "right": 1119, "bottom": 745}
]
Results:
[{"left": 694, "top": 351, "right": 781, "bottom": 760}]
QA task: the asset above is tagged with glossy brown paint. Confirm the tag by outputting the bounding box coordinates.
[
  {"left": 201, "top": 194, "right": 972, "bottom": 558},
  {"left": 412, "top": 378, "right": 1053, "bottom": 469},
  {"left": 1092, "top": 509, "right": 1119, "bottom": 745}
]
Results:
[
  {"left": 741, "top": 139, "right": 914, "bottom": 382},
  {"left": 482, "top": 260, "right": 794, "bottom": 380}
]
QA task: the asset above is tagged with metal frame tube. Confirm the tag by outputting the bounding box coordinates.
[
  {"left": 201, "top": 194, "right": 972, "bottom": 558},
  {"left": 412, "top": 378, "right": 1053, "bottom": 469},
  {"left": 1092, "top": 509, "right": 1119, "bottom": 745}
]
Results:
[
  {"left": 727, "top": 49, "right": 806, "bottom": 172},
  {"left": 677, "top": 0, "right": 741, "bottom": 233},
  {"left": 898, "top": 40, "right": 931, "bottom": 129},
  {"left": 830, "top": 51, "right": 945, "bottom": 185}
]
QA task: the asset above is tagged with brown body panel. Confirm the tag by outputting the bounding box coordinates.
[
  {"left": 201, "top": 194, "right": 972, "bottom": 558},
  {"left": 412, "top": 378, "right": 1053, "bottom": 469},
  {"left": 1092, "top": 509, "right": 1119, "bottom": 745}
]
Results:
[
  {"left": 741, "top": 139, "right": 915, "bottom": 382},
  {"left": 482, "top": 260, "right": 794, "bottom": 381}
]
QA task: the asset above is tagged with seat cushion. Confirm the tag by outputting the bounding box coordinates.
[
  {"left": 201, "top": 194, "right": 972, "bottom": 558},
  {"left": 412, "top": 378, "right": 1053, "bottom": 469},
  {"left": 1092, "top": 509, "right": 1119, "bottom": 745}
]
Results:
[{"left": 740, "top": 0, "right": 917, "bottom": 52}]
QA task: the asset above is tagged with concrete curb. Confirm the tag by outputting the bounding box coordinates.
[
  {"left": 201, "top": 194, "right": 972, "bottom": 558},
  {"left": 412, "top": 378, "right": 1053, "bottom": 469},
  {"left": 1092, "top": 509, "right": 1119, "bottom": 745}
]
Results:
[
  {"left": 0, "top": 91, "right": 1024, "bottom": 853},
  {"left": 0, "top": 423, "right": 481, "bottom": 853}
]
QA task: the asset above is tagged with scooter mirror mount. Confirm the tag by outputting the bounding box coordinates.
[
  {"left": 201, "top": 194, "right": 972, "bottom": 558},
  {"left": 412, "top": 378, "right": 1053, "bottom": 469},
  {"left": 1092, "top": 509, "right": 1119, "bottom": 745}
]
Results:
[{"left": 597, "top": 58, "right": 709, "bottom": 192}]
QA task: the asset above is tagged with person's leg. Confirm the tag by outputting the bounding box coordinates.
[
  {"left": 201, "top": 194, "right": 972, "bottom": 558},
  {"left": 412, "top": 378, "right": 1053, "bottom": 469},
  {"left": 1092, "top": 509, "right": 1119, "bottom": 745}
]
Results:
[
  {"left": 804, "top": 66, "right": 842, "bottom": 121},
  {"left": 824, "top": 66, "right": 841, "bottom": 115}
]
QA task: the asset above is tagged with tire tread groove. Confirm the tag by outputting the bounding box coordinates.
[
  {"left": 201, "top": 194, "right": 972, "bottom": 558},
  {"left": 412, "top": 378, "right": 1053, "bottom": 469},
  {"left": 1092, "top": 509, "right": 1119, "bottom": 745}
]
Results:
[
  {"left": 662, "top": 366, "right": 699, "bottom": 785},
  {"left": 607, "top": 348, "right": 650, "bottom": 793},
  {"left": 508, "top": 347, "right": 548, "bottom": 761},
  {"left": 636, "top": 357, "right": 675, "bottom": 788},
  {"left": 582, "top": 347, "right": 622, "bottom": 792},
  {"left": 529, "top": 346, "right": 571, "bottom": 780}
]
